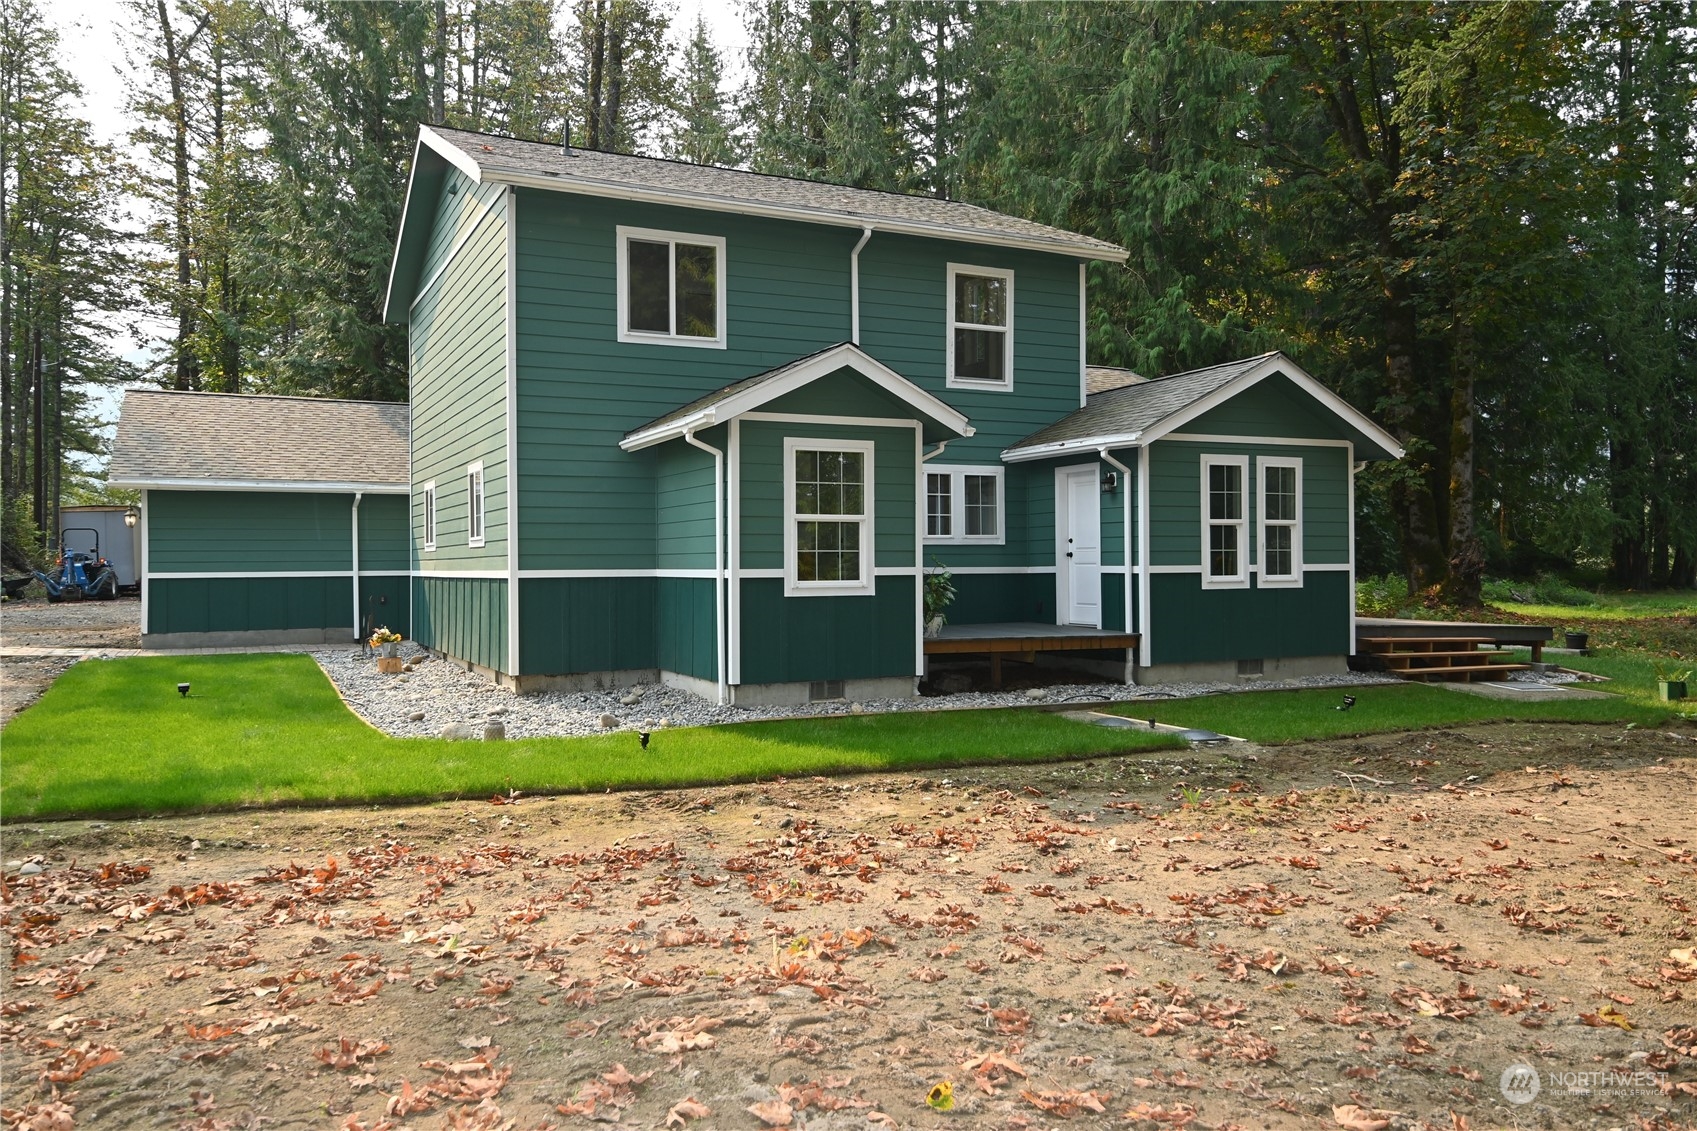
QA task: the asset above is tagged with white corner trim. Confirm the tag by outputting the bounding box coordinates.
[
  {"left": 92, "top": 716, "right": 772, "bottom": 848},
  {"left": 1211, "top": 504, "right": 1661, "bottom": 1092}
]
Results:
[
  {"left": 1136, "top": 444, "right": 1151, "bottom": 666},
  {"left": 945, "top": 262, "right": 1015, "bottom": 392},
  {"left": 1347, "top": 440, "right": 1358, "bottom": 656},
  {"left": 138, "top": 490, "right": 150, "bottom": 632},
  {"left": 620, "top": 342, "right": 971, "bottom": 451},
  {"left": 1077, "top": 262, "right": 1087, "bottom": 409},
  {"left": 615, "top": 225, "right": 727, "bottom": 349},
  {"left": 729, "top": 418, "right": 742, "bottom": 686},
  {"left": 505, "top": 186, "right": 521, "bottom": 676}
]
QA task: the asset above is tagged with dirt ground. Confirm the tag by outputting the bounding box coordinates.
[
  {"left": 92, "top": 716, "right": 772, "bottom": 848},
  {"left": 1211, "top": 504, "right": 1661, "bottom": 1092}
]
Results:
[
  {"left": 4, "top": 721, "right": 1696, "bottom": 1131},
  {"left": 0, "top": 597, "right": 141, "bottom": 722}
]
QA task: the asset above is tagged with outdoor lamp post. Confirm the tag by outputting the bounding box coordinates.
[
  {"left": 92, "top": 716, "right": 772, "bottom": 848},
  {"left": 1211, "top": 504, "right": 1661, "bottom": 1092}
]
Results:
[{"left": 123, "top": 505, "right": 138, "bottom": 528}]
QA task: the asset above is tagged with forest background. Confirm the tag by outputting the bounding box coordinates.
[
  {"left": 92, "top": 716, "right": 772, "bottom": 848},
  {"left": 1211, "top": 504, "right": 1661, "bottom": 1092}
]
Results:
[{"left": 2, "top": 0, "right": 1693, "bottom": 604}]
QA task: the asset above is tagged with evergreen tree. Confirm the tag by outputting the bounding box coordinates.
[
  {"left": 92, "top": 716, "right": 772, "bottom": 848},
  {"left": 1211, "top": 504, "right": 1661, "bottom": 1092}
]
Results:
[{"left": 664, "top": 13, "right": 739, "bottom": 166}]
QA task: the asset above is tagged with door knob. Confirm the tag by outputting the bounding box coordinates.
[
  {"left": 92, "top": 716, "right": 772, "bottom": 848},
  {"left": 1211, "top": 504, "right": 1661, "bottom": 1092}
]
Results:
[{"left": 1066, "top": 551, "right": 1074, "bottom": 558}]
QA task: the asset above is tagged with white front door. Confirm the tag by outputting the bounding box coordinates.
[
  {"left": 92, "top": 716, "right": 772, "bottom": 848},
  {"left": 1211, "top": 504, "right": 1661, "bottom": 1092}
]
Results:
[{"left": 1060, "top": 466, "right": 1101, "bottom": 626}]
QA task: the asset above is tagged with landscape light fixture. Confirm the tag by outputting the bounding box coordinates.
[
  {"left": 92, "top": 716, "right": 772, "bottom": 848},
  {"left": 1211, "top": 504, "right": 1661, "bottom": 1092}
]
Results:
[
  {"left": 123, "top": 505, "right": 139, "bottom": 529},
  {"left": 178, "top": 682, "right": 191, "bottom": 698},
  {"left": 639, "top": 731, "right": 651, "bottom": 750},
  {"left": 1336, "top": 695, "right": 1356, "bottom": 712}
]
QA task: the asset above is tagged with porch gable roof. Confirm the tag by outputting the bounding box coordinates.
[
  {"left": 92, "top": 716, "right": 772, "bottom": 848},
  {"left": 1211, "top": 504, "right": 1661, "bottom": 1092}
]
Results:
[
  {"left": 1001, "top": 351, "right": 1403, "bottom": 463},
  {"left": 619, "top": 342, "right": 975, "bottom": 451}
]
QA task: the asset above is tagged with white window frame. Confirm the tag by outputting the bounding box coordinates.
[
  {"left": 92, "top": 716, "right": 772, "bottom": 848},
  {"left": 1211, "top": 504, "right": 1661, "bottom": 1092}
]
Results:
[
  {"left": 615, "top": 224, "right": 727, "bottom": 349},
  {"left": 1200, "top": 454, "right": 1249, "bottom": 589},
  {"left": 945, "top": 262, "right": 1014, "bottom": 391},
  {"left": 421, "top": 480, "right": 437, "bottom": 552},
  {"left": 923, "top": 464, "right": 1006, "bottom": 545},
  {"left": 784, "top": 436, "right": 876, "bottom": 598},
  {"left": 1258, "top": 456, "right": 1303, "bottom": 587},
  {"left": 466, "top": 461, "right": 486, "bottom": 548}
]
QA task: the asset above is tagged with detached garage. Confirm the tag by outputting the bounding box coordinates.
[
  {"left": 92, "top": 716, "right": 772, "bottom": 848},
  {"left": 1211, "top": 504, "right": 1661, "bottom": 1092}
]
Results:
[{"left": 108, "top": 390, "right": 410, "bottom": 648}]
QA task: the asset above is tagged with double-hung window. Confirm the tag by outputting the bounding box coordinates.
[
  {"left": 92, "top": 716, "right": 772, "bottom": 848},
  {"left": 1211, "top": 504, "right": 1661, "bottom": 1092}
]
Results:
[
  {"left": 1259, "top": 457, "right": 1302, "bottom": 585},
  {"left": 924, "top": 465, "right": 1005, "bottom": 544},
  {"left": 1201, "top": 455, "right": 1248, "bottom": 587},
  {"left": 466, "top": 462, "right": 485, "bottom": 548},
  {"left": 421, "top": 481, "right": 437, "bottom": 552},
  {"left": 946, "top": 263, "right": 1013, "bottom": 389},
  {"left": 785, "top": 438, "right": 874, "bottom": 596},
  {"left": 617, "top": 225, "right": 726, "bottom": 347}
]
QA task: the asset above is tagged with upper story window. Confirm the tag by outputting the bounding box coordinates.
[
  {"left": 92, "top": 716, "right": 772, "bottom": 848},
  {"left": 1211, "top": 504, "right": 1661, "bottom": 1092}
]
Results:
[
  {"left": 617, "top": 225, "right": 726, "bottom": 348},
  {"left": 785, "top": 438, "right": 875, "bottom": 597},
  {"left": 421, "top": 481, "right": 437, "bottom": 552},
  {"left": 1201, "top": 455, "right": 1248, "bottom": 588},
  {"left": 925, "top": 464, "right": 1005, "bottom": 544},
  {"left": 466, "top": 462, "right": 486, "bottom": 548},
  {"left": 1259, "top": 457, "right": 1303, "bottom": 586},
  {"left": 946, "top": 263, "right": 1013, "bottom": 390}
]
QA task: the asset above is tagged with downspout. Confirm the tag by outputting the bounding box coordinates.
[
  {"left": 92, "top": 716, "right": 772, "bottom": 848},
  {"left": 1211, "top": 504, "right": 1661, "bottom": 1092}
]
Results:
[
  {"left": 351, "top": 491, "right": 363, "bottom": 643},
  {"left": 684, "top": 428, "right": 728, "bottom": 706},
  {"left": 1136, "top": 444, "right": 1152, "bottom": 668},
  {"left": 917, "top": 438, "right": 952, "bottom": 679},
  {"left": 1098, "top": 447, "right": 1132, "bottom": 660},
  {"left": 850, "top": 225, "right": 873, "bottom": 345}
]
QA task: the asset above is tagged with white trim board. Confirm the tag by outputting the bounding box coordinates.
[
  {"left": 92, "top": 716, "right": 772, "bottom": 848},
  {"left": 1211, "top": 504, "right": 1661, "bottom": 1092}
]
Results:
[
  {"left": 741, "top": 411, "right": 920, "bottom": 431},
  {"left": 505, "top": 186, "right": 521, "bottom": 676},
  {"left": 934, "top": 565, "right": 1057, "bottom": 575},
  {"left": 516, "top": 568, "right": 719, "bottom": 579},
  {"left": 151, "top": 570, "right": 410, "bottom": 580},
  {"left": 1143, "top": 563, "right": 1349, "bottom": 574},
  {"left": 416, "top": 569, "right": 511, "bottom": 580},
  {"left": 1162, "top": 432, "right": 1352, "bottom": 448},
  {"left": 110, "top": 478, "right": 408, "bottom": 495}
]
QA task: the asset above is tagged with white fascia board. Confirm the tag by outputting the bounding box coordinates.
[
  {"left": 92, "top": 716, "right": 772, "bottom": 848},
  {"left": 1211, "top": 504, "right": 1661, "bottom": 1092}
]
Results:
[
  {"left": 483, "top": 167, "right": 1130, "bottom": 265},
  {"left": 1139, "top": 354, "right": 1406, "bottom": 459},
  {"left": 1000, "top": 433, "right": 1142, "bottom": 463},
  {"left": 620, "top": 343, "right": 974, "bottom": 451},
  {"left": 110, "top": 477, "right": 409, "bottom": 495},
  {"left": 418, "top": 125, "right": 487, "bottom": 183}
]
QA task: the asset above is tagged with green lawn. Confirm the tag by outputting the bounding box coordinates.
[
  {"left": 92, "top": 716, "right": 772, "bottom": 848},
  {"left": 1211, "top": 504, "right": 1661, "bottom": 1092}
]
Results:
[
  {"left": 1104, "top": 680, "right": 1684, "bottom": 745},
  {"left": 0, "top": 654, "right": 1183, "bottom": 820},
  {"left": 1490, "top": 589, "right": 1697, "bottom": 622}
]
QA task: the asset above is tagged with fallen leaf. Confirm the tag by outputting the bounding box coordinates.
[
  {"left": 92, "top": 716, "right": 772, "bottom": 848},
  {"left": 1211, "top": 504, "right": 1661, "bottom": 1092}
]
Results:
[
  {"left": 1333, "top": 1104, "right": 1398, "bottom": 1131},
  {"left": 665, "top": 1097, "right": 712, "bottom": 1127},
  {"left": 748, "top": 1099, "right": 794, "bottom": 1126}
]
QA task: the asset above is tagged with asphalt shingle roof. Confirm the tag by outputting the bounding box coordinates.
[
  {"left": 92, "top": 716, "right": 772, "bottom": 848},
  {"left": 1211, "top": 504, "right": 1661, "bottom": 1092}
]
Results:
[
  {"left": 428, "top": 127, "right": 1127, "bottom": 262},
  {"left": 1008, "top": 353, "right": 1281, "bottom": 453},
  {"left": 109, "top": 389, "right": 410, "bottom": 487},
  {"left": 1085, "top": 366, "right": 1146, "bottom": 394}
]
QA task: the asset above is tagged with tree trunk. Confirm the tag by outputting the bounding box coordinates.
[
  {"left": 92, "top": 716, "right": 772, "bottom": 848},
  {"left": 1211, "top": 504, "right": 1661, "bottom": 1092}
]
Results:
[
  {"left": 432, "top": 0, "right": 446, "bottom": 121},
  {"left": 1440, "top": 319, "right": 1482, "bottom": 606},
  {"left": 587, "top": 0, "right": 605, "bottom": 150},
  {"left": 30, "top": 323, "right": 43, "bottom": 547},
  {"left": 1380, "top": 283, "right": 1446, "bottom": 593},
  {"left": 602, "top": 13, "right": 623, "bottom": 151},
  {"left": 932, "top": 9, "right": 946, "bottom": 199},
  {"left": 155, "top": 0, "right": 200, "bottom": 391}
]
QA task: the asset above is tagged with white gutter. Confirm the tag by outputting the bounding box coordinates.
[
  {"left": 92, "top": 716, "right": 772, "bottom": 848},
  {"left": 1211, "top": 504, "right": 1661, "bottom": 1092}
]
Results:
[
  {"left": 684, "top": 428, "right": 728, "bottom": 706},
  {"left": 1002, "top": 432, "right": 1143, "bottom": 464},
  {"left": 1098, "top": 447, "right": 1133, "bottom": 658},
  {"left": 850, "top": 225, "right": 873, "bottom": 345},
  {"left": 109, "top": 477, "right": 409, "bottom": 495},
  {"left": 351, "top": 491, "right": 363, "bottom": 642}
]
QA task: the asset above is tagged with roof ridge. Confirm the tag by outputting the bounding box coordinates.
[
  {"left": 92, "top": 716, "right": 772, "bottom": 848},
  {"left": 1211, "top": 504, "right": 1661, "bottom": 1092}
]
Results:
[
  {"left": 125, "top": 387, "right": 407, "bottom": 408},
  {"left": 1137, "top": 350, "right": 1281, "bottom": 387}
]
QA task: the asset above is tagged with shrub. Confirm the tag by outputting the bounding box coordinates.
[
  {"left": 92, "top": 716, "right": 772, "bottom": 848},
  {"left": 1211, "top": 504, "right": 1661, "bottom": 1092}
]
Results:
[
  {"left": 1355, "top": 574, "right": 1407, "bottom": 617},
  {"left": 1483, "top": 572, "right": 1597, "bottom": 608}
]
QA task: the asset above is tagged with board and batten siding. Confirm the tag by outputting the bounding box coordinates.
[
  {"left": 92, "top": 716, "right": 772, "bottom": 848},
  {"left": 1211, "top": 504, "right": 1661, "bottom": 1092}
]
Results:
[
  {"left": 1149, "top": 571, "right": 1351, "bottom": 663},
  {"left": 410, "top": 171, "right": 510, "bottom": 569}
]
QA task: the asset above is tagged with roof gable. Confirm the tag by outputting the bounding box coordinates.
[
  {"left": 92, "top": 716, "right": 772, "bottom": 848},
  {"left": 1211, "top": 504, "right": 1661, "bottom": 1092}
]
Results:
[
  {"left": 1002, "top": 352, "right": 1403, "bottom": 462},
  {"left": 110, "top": 390, "right": 410, "bottom": 491},
  {"left": 620, "top": 343, "right": 974, "bottom": 451}
]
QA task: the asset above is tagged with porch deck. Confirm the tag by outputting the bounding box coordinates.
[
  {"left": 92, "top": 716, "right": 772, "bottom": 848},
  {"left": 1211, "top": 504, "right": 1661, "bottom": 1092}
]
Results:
[
  {"left": 924, "top": 622, "right": 1140, "bottom": 688},
  {"left": 1356, "top": 617, "right": 1552, "bottom": 661}
]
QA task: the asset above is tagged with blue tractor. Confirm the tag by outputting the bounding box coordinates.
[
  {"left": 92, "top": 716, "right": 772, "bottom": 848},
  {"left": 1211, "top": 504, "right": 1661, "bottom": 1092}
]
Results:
[{"left": 34, "top": 528, "right": 120, "bottom": 602}]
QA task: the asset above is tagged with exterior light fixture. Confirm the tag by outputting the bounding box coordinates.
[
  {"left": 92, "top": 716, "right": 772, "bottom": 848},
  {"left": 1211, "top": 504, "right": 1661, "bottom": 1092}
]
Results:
[
  {"left": 1100, "top": 471, "right": 1118, "bottom": 493},
  {"left": 123, "top": 505, "right": 139, "bottom": 528}
]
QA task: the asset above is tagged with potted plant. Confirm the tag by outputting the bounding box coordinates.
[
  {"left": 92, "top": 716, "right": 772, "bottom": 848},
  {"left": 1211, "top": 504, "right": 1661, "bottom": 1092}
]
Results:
[
  {"left": 1653, "top": 661, "right": 1690, "bottom": 702},
  {"left": 368, "top": 625, "right": 403, "bottom": 659},
  {"left": 923, "top": 562, "right": 956, "bottom": 639}
]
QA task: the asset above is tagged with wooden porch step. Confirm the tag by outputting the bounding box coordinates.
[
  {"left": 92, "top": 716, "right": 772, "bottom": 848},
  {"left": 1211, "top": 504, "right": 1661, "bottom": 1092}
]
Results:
[
  {"left": 1376, "top": 650, "right": 1501, "bottom": 664},
  {"left": 1397, "top": 663, "right": 1531, "bottom": 681},
  {"left": 1358, "top": 636, "right": 1496, "bottom": 649}
]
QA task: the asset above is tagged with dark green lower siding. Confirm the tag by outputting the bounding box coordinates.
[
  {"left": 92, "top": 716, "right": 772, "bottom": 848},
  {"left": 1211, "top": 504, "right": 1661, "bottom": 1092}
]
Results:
[
  {"left": 1149, "top": 571, "right": 1349, "bottom": 665},
  {"left": 148, "top": 575, "right": 353, "bottom": 636},
  {"left": 358, "top": 576, "right": 410, "bottom": 636},
  {"left": 415, "top": 575, "right": 508, "bottom": 673},
  {"left": 946, "top": 572, "right": 1053, "bottom": 625},
  {"left": 657, "top": 577, "right": 718, "bottom": 681},
  {"left": 519, "top": 576, "right": 656, "bottom": 676},
  {"left": 739, "top": 576, "right": 914, "bottom": 684}
]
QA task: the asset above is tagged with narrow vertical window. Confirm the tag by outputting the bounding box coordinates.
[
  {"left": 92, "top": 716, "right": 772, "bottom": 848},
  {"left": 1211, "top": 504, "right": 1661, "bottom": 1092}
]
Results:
[
  {"left": 1202, "top": 456, "right": 1248, "bottom": 586},
  {"left": 1259, "top": 458, "right": 1302, "bottom": 585},
  {"left": 927, "top": 472, "right": 952, "bottom": 538},
  {"left": 422, "top": 481, "right": 436, "bottom": 552},
  {"left": 786, "top": 439, "right": 874, "bottom": 595},
  {"left": 947, "top": 264, "right": 1014, "bottom": 388},
  {"left": 618, "top": 227, "right": 726, "bottom": 346},
  {"left": 466, "top": 462, "right": 485, "bottom": 547}
]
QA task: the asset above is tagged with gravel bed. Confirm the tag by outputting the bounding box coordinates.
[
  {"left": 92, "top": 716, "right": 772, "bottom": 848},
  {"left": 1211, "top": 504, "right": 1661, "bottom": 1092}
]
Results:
[
  {"left": 313, "top": 645, "right": 1404, "bottom": 739},
  {"left": 0, "top": 595, "right": 140, "bottom": 631}
]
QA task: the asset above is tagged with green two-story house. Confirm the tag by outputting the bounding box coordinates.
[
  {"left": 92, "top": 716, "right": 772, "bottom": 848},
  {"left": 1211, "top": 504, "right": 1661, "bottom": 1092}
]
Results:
[{"left": 114, "top": 124, "right": 1401, "bottom": 703}]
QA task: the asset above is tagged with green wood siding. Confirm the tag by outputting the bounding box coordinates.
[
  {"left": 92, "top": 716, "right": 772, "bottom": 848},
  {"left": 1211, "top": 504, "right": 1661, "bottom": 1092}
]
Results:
[
  {"left": 738, "top": 420, "right": 915, "bottom": 571},
  {"left": 1149, "top": 571, "right": 1350, "bottom": 664},
  {"left": 1149, "top": 440, "right": 1348, "bottom": 567},
  {"left": 738, "top": 576, "right": 914, "bottom": 683},
  {"left": 1183, "top": 374, "right": 1394, "bottom": 458},
  {"left": 148, "top": 576, "right": 352, "bottom": 636},
  {"left": 656, "top": 441, "right": 718, "bottom": 571},
  {"left": 410, "top": 172, "right": 509, "bottom": 568},
  {"left": 149, "top": 490, "right": 352, "bottom": 572},
  {"left": 358, "top": 494, "right": 410, "bottom": 571},
  {"left": 658, "top": 577, "right": 718, "bottom": 680},
  {"left": 413, "top": 575, "right": 507, "bottom": 673},
  {"left": 945, "top": 573, "right": 1053, "bottom": 625},
  {"left": 358, "top": 575, "right": 410, "bottom": 634},
  {"left": 519, "top": 576, "right": 657, "bottom": 675}
]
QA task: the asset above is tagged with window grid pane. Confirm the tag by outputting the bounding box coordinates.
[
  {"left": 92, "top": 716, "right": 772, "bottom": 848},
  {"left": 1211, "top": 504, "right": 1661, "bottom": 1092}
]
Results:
[
  {"left": 627, "top": 239, "right": 670, "bottom": 332},
  {"left": 954, "top": 327, "right": 1006, "bottom": 383},
  {"left": 1209, "top": 464, "right": 1242, "bottom": 521},
  {"left": 927, "top": 473, "right": 952, "bottom": 537},
  {"left": 1209, "top": 524, "right": 1238, "bottom": 578},
  {"left": 1265, "top": 465, "right": 1297, "bottom": 522},
  {"left": 1264, "top": 525, "right": 1293, "bottom": 577},
  {"left": 795, "top": 449, "right": 864, "bottom": 518},
  {"left": 796, "top": 520, "right": 860, "bottom": 582},
  {"left": 954, "top": 274, "right": 1006, "bottom": 326},
  {"left": 675, "top": 243, "right": 716, "bottom": 337},
  {"left": 964, "top": 474, "right": 998, "bottom": 537}
]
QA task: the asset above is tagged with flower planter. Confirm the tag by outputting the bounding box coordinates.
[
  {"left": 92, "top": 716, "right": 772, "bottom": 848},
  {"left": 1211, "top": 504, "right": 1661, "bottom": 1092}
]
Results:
[
  {"left": 1659, "top": 680, "right": 1688, "bottom": 702},
  {"left": 380, "top": 641, "right": 399, "bottom": 659},
  {"left": 1563, "top": 631, "right": 1588, "bottom": 651},
  {"left": 924, "top": 616, "right": 945, "bottom": 640}
]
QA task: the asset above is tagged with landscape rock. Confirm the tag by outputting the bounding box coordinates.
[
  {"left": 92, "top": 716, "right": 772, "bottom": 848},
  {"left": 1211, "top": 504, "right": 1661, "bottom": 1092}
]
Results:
[
  {"left": 619, "top": 692, "right": 642, "bottom": 706},
  {"left": 407, "top": 711, "right": 425, "bottom": 722},
  {"left": 599, "top": 713, "right": 618, "bottom": 730},
  {"left": 440, "top": 721, "right": 481, "bottom": 740},
  {"left": 1025, "top": 687, "right": 1049, "bottom": 700}
]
